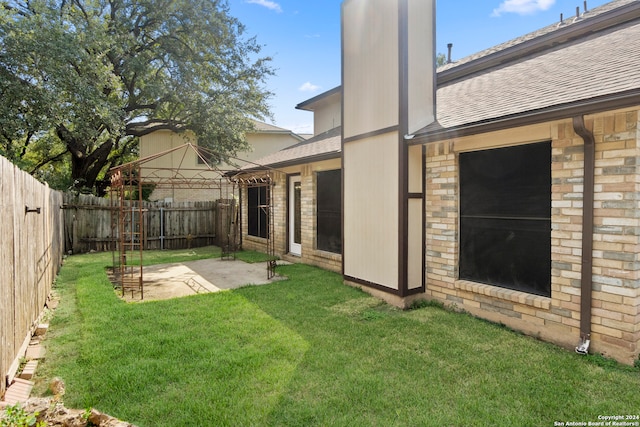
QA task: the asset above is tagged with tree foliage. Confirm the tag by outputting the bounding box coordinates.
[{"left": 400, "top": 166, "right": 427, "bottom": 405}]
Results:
[{"left": 0, "top": 0, "right": 273, "bottom": 194}]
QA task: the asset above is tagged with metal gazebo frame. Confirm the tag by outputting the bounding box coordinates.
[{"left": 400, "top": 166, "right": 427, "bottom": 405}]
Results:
[{"left": 108, "top": 143, "right": 277, "bottom": 299}]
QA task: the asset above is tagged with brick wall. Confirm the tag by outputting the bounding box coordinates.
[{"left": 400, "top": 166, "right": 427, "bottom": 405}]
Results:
[
  {"left": 424, "top": 109, "right": 640, "bottom": 365},
  {"left": 239, "top": 164, "right": 342, "bottom": 273},
  {"left": 240, "top": 171, "right": 287, "bottom": 255},
  {"left": 590, "top": 110, "right": 640, "bottom": 360},
  {"left": 298, "top": 167, "right": 342, "bottom": 272},
  {"left": 425, "top": 141, "right": 458, "bottom": 301}
]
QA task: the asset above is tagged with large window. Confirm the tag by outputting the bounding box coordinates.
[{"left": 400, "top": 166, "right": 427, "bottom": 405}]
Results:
[
  {"left": 316, "top": 170, "right": 342, "bottom": 254},
  {"left": 459, "top": 142, "right": 551, "bottom": 297},
  {"left": 247, "top": 186, "right": 268, "bottom": 238}
]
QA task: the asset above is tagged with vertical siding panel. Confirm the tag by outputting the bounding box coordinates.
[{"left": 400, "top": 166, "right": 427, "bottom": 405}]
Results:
[
  {"left": 13, "top": 163, "right": 25, "bottom": 360},
  {"left": 0, "top": 157, "right": 16, "bottom": 397}
]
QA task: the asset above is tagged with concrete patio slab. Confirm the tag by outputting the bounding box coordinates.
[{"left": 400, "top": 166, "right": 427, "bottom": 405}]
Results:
[{"left": 121, "top": 258, "right": 287, "bottom": 302}]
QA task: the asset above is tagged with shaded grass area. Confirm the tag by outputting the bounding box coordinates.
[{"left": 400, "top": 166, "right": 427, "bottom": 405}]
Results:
[
  {"left": 120, "top": 245, "right": 271, "bottom": 265},
  {"left": 38, "top": 249, "right": 640, "bottom": 426}
]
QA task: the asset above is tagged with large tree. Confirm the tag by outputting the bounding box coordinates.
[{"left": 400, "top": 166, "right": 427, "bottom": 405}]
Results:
[{"left": 0, "top": 0, "right": 273, "bottom": 194}]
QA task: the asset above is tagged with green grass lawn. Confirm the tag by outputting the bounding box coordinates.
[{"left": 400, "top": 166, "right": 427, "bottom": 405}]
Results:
[{"left": 36, "top": 247, "right": 639, "bottom": 426}]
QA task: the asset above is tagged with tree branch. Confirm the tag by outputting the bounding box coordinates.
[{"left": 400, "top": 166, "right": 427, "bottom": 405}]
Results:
[
  {"left": 125, "top": 120, "right": 188, "bottom": 137},
  {"left": 125, "top": 102, "right": 158, "bottom": 112},
  {"left": 19, "top": 130, "right": 34, "bottom": 158},
  {"left": 56, "top": 124, "right": 85, "bottom": 157},
  {"left": 29, "top": 149, "right": 69, "bottom": 174}
]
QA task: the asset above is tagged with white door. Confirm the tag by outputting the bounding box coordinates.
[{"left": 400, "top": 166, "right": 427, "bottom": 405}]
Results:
[{"left": 289, "top": 176, "right": 302, "bottom": 256}]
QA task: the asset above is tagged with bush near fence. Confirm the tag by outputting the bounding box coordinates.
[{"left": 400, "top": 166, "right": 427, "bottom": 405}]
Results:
[{"left": 0, "top": 156, "right": 64, "bottom": 398}]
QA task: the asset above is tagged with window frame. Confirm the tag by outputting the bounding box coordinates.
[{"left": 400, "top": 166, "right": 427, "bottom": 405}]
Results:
[{"left": 247, "top": 185, "right": 268, "bottom": 239}]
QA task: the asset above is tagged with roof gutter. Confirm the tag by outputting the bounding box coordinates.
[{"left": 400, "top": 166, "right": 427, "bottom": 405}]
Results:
[
  {"left": 296, "top": 86, "right": 342, "bottom": 111},
  {"left": 409, "top": 88, "right": 640, "bottom": 145},
  {"left": 573, "top": 115, "right": 595, "bottom": 356}
]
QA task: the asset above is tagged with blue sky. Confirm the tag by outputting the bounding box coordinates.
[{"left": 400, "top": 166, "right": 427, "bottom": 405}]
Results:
[{"left": 228, "top": 0, "right": 611, "bottom": 135}]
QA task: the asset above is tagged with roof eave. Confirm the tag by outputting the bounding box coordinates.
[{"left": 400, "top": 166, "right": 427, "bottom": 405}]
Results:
[
  {"left": 238, "top": 151, "right": 342, "bottom": 173},
  {"left": 251, "top": 129, "right": 306, "bottom": 141},
  {"left": 411, "top": 88, "right": 640, "bottom": 145},
  {"left": 295, "top": 86, "right": 342, "bottom": 111}
]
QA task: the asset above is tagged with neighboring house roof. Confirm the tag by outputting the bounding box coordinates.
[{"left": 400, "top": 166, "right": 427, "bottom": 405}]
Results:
[
  {"left": 246, "top": 0, "right": 640, "bottom": 167},
  {"left": 250, "top": 119, "right": 306, "bottom": 141},
  {"left": 242, "top": 126, "right": 341, "bottom": 170},
  {"left": 132, "top": 119, "right": 303, "bottom": 142}
]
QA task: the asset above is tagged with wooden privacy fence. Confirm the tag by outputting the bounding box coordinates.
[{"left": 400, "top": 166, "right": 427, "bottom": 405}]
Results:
[
  {"left": 63, "top": 194, "right": 237, "bottom": 253},
  {"left": 1, "top": 156, "right": 64, "bottom": 398}
]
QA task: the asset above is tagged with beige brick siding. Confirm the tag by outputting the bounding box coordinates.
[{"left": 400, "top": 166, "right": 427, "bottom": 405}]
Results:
[
  {"left": 424, "top": 109, "right": 640, "bottom": 365},
  {"left": 297, "top": 166, "right": 343, "bottom": 272},
  {"left": 425, "top": 141, "right": 458, "bottom": 303},
  {"left": 240, "top": 171, "right": 287, "bottom": 256},
  {"left": 239, "top": 163, "right": 342, "bottom": 273},
  {"left": 589, "top": 110, "right": 640, "bottom": 359}
]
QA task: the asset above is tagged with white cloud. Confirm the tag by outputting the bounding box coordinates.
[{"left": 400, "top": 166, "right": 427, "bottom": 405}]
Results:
[
  {"left": 491, "top": 0, "right": 555, "bottom": 17},
  {"left": 298, "top": 82, "right": 321, "bottom": 92},
  {"left": 246, "top": 0, "right": 282, "bottom": 13}
]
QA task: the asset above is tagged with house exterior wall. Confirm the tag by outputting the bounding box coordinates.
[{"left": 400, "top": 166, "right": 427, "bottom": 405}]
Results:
[
  {"left": 139, "top": 129, "right": 300, "bottom": 202},
  {"left": 589, "top": 109, "right": 640, "bottom": 362},
  {"left": 240, "top": 158, "right": 342, "bottom": 273},
  {"left": 314, "top": 100, "right": 342, "bottom": 135},
  {"left": 343, "top": 132, "right": 400, "bottom": 289},
  {"left": 342, "top": 0, "right": 399, "bottom": 139},
  {"left": 422, "top": 108, "right": 640, "bottom": 365},
  {"left": 138, "top": 130, "right": 223, "bottom": 202},
  {"left": 244, "top": 132, "right": 304, "bottom": 163}
]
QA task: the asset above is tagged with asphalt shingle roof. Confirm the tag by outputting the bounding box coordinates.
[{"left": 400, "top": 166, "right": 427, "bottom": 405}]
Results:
[
  {"left": 436, "top": 20, "right": 640, "bottom": 128},
  {"left": 438, "top": 0, "right": 637, "bottom": 73},
  {"left": 251, "top": 119, "right": 294, "bottom": 133},
  {"left": 243, "top": 126, "right": 341, "bottom": 169}
]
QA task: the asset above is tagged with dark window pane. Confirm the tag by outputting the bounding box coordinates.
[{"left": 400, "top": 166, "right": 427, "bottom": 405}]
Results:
[
  {"left": 460, "top": 142, "right": 551, "bottom": 218},
  {"left": 248, "top": 186, "right": 268, "bottom": 238},
  {"left": 317, "top": 170, "right": 342, "bottom": 254},
  {"left": 459, "top": 217, "right": 551, "bottom": 296},
  {"left": 294, "top": 181, "right": 301, "bottom": 244},
  {"left": 459, "top": 142, "right": 551, "bottom": 296}
]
